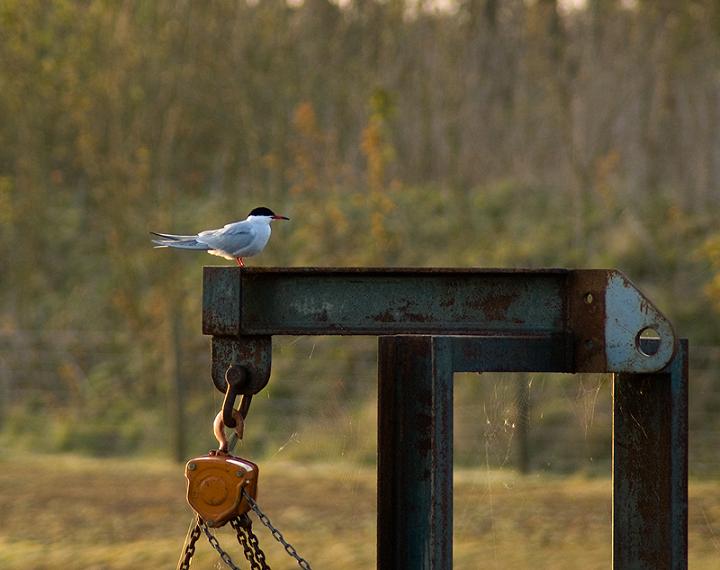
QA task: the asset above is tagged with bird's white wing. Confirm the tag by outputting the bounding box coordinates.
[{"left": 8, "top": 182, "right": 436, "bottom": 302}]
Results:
[{"left": 197, "top": 221, "right": 256, "bottom": 254}]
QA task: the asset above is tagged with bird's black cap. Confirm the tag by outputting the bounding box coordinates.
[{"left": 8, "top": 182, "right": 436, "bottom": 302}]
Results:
[{"left": 248, "top": 206, "right": 277, "bottom": 217}]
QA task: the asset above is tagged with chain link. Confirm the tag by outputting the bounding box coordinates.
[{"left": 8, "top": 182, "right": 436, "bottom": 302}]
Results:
[
  {"left": 201, "top": 521, "right": 244, "bottom": 570},
  {"left": 177, "top": 516, "right": 203, "bottom": 570},
  {"left": 244, "top": 522, "right": 270, "bottom": 569},
  {"left": 232, "top": 515, "right": 270, "bottom": 570},
  {"left": 233, "top": 519, "right": 261, "bottom": 569},
  {"left": 242, "top": 489, "right": 313, "bottom": 570}
]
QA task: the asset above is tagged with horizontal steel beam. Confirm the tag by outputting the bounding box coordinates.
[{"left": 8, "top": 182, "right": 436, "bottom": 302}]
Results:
[
  {"left": 203, "top": 267, "right": 676, "bottom": 375},
  {"left": 203, "top": 267, "right": 567, "bottom": 336},
  {"left": 447, "top": 335, "right": 570, "bottom": 372}
]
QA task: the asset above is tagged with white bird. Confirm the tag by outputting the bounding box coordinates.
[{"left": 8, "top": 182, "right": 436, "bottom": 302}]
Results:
[{"left": 151, "top": 206, "right": 289, "bottom": 267}]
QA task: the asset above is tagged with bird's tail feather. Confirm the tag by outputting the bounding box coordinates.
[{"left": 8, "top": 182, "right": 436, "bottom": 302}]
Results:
[
  {"left": 150, "top": 231, "right": 198, "bottom": 240},
  {"left": 151, "top": 237, "right": 209, "bottom": 250}
]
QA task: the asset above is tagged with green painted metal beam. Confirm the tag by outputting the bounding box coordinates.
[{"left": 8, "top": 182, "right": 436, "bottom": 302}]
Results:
[
  {"left": 202, "top": 267, "right": 676, "bottom": 375},
  {"left": 612, "top": 339, "right": 688, "bottom": 569},
  {"left": 203, "top": 267, "right": 567, "bottom": 336},
  {"left": 378, "top": 336, "right": 453, "bottom": 570}
]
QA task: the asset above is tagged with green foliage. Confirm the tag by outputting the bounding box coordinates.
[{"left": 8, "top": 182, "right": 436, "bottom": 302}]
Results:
[
  {"left": 0, "top": 0, "right": 719, "bottom": 467},
  {"left": 701, "top": 233, "right": 720, "bottom": 312}
]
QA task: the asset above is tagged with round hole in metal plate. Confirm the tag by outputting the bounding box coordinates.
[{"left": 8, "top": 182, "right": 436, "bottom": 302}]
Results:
[{"left": 636, "top": 327, "right": 660, "bottom": 357}]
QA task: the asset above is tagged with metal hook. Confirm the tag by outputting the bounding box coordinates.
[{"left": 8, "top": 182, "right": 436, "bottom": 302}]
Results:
[
  {"left": 213, "top": 409, "right": 244, "bottom": 452},
  {"left": 216, "top": 364, "right": 254, "bottom": 452},
  {"left": 222, "top": 365, "right": 250, "bottom": 429}
]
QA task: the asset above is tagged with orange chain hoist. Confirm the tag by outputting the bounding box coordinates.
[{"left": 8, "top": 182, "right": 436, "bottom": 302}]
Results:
[{"left": 177, "top": 366, "right": 312, "bottom": 570}]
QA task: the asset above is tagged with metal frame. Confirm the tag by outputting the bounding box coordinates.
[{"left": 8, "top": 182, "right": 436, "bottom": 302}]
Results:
[
  {"left": 202, "top": 267, "right": 688, "bottom": 569},
  {"left": 377, "top": 335, "right": 688, "bottom": 569}
]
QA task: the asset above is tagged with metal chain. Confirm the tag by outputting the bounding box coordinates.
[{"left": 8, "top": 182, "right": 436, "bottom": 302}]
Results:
[
  {"left": 243, "top": 521, "right": 271, "bottom": 569},
  {"left": 232, "top": 519, "right": 261, "bottom": 569},
  {"left": 177, "top": 516, "right": 203, "bottom": 570},
  {"left": 242, "top": 489, "right": 313, "bottom": 570},
  {"left": 232, "top": 516, "right": 270, "bottom": 570},
  {"left": 200, "top": 520, "right": 244, "bottom": 570}
]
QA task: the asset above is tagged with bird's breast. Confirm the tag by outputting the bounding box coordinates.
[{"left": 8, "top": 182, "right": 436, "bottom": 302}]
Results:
[{"left": 234, "top": 224, "right": 271, "bottom": 256}]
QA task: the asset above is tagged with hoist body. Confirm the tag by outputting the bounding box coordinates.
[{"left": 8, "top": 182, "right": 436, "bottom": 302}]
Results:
[{"left": 185, "top": 451, "right": 258, "bottom": 528}]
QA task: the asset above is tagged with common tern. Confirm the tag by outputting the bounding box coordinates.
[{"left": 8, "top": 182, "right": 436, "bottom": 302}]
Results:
[{"left": 151, "top": 206, "right": 289, "bottom": 267}]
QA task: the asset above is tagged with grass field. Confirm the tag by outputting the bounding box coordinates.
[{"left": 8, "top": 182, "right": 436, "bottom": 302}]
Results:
[{"left": 0, "top": 452, "right": 718, "bottom": 569}]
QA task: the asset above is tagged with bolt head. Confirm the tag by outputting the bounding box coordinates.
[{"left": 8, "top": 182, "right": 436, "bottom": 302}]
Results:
[
  {"left": 188, "top": 463, "right": 197, "bottom": 471},
  {"left": 236, "top": 470, "right": 245, "bottom": 477}
]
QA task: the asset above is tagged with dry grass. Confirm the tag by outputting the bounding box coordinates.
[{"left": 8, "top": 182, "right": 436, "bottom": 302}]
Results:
[{"left": 0, "top": 452, "right": 718, "bottom": 569}]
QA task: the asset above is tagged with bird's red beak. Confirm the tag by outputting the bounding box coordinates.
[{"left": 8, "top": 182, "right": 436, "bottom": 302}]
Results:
[{"left": 272, "top": 215, "right": 290, "bottom": 220}]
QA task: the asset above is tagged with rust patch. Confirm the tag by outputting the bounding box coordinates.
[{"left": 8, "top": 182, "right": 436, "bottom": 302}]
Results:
[
  {"left": 568, "top": 270, "right": 609, "bottom": 373},
  {"left": 399, "top": 301, "right": 432, "bottom": 323},
  {"left": 373, "top": 301, "right": 432, "bottom": 323},
  {"left": 211, "top": 335, "right": 272, "bottom": 394},
  {"left": 373, "top": 309, "right": 397, "bottom": 323},
  {"left": 439, "top": 296, "right": 455, "bottom": 308},
  {"left": 473, "top": 292, "right": 520, "bottom": 321},
  {"left": 202, "top": 267, "right": 241, "bottom": 335}
]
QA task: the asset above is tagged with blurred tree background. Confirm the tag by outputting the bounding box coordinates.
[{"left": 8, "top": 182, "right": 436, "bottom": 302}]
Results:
[{"left": 1, "top": 0, "right": 719, "bottom": 474}]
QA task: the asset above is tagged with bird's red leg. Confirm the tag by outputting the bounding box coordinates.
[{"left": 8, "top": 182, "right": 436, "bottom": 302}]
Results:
[{"left": 235, "top": 257, "right": 245, "bottom": 267}]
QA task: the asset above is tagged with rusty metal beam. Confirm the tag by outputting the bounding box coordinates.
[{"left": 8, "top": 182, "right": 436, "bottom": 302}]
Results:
[
  {"left": 612, "top": 339, "right": 688, "bottom": 569},
  {"left": 203, "top": 267, "right": 677, "bottom": 391},
  {"left": 377, "top": 336, "right": 689, "bottom": 570},
  {"left": 378, "top": 336, "right": 453, "bottom": 570},
  {"left": 203, "top": 267, "right": 568, "bottom": 337}
]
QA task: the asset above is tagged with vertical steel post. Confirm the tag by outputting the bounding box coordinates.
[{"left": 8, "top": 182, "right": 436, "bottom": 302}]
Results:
[
  {"left": 377, "top": 336, "right": 453, "bottom": 570},
  {"left": 670, "top": 340, "right": 689, "bottom": 569},
  {"left": 612, "top": 340, "right": 688, "bottom": 569}
]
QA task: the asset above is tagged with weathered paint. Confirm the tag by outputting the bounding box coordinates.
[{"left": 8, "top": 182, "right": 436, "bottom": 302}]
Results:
[
  {"left": 231, "top": 268, "right": 565, "bottom": 335},
  {"left": 378, "top": 336, "right": 453, "bottom": 570},
  {"left": 202, "top": 267, "right": 240, "bottom": 336},
  {"left": 605, "top": 272, "right": 677, "bottom": 373},
  {"left": 670, "top": 340, "right": 689, "bottom": 569},
  {"left": 211, "top": 335, "right": 271, "bottom": 394},
  {"left": 568, "top": 270, "right": 609, "bottom": 372},
  {"left": 202, "top": 267, "right": 677, "bottom": 374},
  {"left": 612, "top": 339, "right": 688, "bottom": 570}
]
